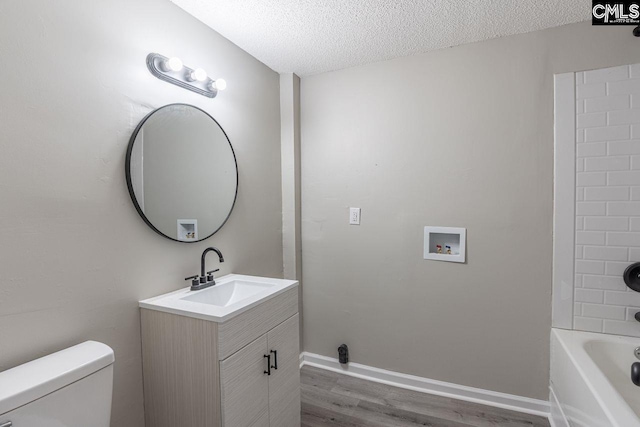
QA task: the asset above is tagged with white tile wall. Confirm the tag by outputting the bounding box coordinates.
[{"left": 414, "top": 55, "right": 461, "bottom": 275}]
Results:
[{"left": 574, "top": 64, "right": 640, "bottom": 337}]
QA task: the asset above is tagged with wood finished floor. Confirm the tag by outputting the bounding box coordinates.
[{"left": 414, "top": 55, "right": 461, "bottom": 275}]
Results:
[{"left": 300, "top": 366, "right": 550, "bottom": 427}]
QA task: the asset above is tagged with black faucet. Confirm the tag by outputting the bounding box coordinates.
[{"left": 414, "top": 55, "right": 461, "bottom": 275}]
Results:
[
  {"left": 185, "top": 247, "right": 224, "bottom": 291},
  {"left": 201, "top": 247, "right": 224, "bottom": 276}
]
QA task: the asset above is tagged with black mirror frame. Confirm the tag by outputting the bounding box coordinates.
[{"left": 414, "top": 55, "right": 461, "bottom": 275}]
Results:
[{"left": 125, "top": 103, "right": 238, "bottom": 243}]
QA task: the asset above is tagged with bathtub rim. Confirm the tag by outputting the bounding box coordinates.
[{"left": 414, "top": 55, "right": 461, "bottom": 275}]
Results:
[{"left": 552, "top": 328, "right": 639, "bottom": 427}]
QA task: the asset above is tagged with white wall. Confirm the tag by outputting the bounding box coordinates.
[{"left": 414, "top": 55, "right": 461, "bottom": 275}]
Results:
[
  {"left": 572, "top": 64, "right": 640, "bottom": 337},
  {"left": 0, "top": 1, "right": 282, "bottom": 425},
  {"left": 300, "top": 21, "right": 640, "bottom": 400}
]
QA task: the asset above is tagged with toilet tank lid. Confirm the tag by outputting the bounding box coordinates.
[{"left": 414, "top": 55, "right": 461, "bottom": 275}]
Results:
[{"left": 0, "top": 341, "right": 114, "bottom": 416}]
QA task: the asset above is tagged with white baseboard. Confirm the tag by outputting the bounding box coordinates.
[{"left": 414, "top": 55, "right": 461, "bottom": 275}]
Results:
[{"left": 300, "top": 352, "right": 551, "bottom": 419}]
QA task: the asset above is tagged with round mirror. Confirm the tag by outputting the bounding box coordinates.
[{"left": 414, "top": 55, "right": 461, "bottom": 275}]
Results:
[{"left": 126, "top": 104, "right": 238, "bottom": 242}]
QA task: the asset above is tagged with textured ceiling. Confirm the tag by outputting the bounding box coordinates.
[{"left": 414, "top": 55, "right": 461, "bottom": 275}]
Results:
[{"left": 170, "top": 0, "right": 590, "bottom": 76}]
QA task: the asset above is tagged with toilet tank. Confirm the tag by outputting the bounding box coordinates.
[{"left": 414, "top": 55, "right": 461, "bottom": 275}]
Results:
[{"left": 0, "top": 341, "right": 115, "bottom": 427}]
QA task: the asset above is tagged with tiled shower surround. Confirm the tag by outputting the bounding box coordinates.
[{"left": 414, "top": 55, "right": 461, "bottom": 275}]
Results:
[{"left": 574, "top": 63, "right": 640, "bottom": 337}]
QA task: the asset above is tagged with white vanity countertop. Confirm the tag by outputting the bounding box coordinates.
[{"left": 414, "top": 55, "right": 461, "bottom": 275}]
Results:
[{"left": 139, "top": 274, "right": 298, "bottom": 323}]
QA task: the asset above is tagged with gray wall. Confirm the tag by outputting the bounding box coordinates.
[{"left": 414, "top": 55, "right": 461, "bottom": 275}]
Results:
[
  {"left": 0, "top": 1, "right": 282, "bottom": 426},
  {"left": 300, "top": 21, "right": 640, "bottom": 400}
]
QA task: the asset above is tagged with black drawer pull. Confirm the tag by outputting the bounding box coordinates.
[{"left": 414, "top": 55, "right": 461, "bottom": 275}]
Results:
[
  {"left": 264, "top": 354, "right": 271, "bottom": 375},
  {"left": 270, "top": 350, "right": 278, "bottom": 370}
]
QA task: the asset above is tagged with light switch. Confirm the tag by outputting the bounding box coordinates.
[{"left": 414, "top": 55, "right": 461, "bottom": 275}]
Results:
[{"left": 349, "top": 208, "right": 361, "bottom": 225}]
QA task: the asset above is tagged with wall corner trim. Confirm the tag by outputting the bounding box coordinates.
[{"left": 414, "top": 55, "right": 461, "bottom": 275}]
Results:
[
  {"left": 299, "top": 352, "right": 551, "bottom": 419},
  {"left": 552, "top": 72, "right": 576, "bottom": 330},
  {"left": 280, "top": 72, "right": 302, "bottom": 282}
]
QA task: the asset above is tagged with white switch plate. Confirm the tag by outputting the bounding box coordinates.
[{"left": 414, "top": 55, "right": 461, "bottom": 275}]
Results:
[{"left": 349, "top": 208, "right": 361, "bottom": 225}]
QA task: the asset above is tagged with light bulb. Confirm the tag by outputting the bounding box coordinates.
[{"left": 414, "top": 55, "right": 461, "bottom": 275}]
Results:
[
  {"left": 214, "top": 78, "right": 227, "bottom": 91},
  {"left": 163, "top": 57, "right": 183, "bottom": 72},
  {"left": 209, "top": 78, "right": 227, "bottom": 91},
  {"left": 190, "top": 68, "right": 207, "bottom": 82}
]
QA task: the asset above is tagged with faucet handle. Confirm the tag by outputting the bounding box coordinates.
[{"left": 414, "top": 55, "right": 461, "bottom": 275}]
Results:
[
  {"left": 206, "top": 269, "right": 219, "bottom": 282},
  {"left": 185, "top": 274, "right": 200, "bottom": 287}
]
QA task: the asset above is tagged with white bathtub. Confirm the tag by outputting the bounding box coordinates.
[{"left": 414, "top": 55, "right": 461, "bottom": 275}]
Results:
[{"left": 550, "top": 328, "right": 640, "bottom": 427}]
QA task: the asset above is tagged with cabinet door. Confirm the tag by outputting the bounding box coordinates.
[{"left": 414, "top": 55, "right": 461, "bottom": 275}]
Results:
[
  {"left": 220, "top": 334, "right": 269, "bottom": 427},
  {"left": 267, "top": 314, "right": 300, "bottom": 427}
]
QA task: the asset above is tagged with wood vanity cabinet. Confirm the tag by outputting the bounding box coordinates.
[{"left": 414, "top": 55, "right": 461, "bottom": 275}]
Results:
[{"left": 140, "top": 286, "right": 300, "bottom": 427}]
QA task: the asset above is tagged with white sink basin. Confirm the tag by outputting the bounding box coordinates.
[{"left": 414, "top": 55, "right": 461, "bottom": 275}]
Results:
[
  {"left": 139, "top": 274, "right": 298, "bottom": 322},
  {"left": 181, "top": 280, "right": 275, "bottom": 307}
]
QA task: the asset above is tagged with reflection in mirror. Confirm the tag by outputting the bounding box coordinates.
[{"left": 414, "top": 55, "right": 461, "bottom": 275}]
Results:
[{"left": 126, "top": 104, "right": 238, "bottom": 242}]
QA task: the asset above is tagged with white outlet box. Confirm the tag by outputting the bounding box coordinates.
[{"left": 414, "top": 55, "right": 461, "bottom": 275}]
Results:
[
  {"left": 423, "top": 226, "right": 466, "bottom": 263},
  {"left": 349, "top": 208, "right": 361, "bottom": 225},
  {"left": 177, "top": 219, "right": 198, "bottom": 242}
]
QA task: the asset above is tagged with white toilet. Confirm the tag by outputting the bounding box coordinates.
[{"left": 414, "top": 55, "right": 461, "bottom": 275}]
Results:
[{"left": 0, "top": 341, "right": 115, "bottom": 427}]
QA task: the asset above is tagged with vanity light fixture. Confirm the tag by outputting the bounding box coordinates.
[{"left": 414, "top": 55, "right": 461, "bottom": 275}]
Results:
[{"left": 146, "top": 52, "right": 225, "bottom": 98}]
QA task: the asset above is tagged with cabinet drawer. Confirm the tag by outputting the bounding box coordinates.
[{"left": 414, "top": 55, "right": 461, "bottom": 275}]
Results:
[{"left": 218, "top": 287, "right": 298, "bottom": 359}]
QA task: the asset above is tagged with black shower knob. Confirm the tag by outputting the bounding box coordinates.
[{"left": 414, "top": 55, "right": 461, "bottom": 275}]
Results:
[{"left": 624, "top": 262, "right": 640, "bottom": 292}]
